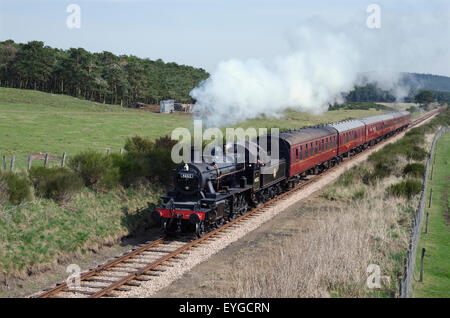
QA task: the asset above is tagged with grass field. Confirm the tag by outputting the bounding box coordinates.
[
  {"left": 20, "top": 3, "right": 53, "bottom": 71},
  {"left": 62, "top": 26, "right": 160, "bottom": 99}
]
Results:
[
  {"left": 413, "top": 132, "right": 450, "bottom": 297},
  {"left": 0, "top": 87, "right": 386, "bottom": 169}
]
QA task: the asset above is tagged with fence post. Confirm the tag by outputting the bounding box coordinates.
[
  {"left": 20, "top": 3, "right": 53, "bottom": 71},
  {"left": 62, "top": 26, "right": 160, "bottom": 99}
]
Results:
[
  {"left": 428, "top": 187, "right": 432, "bottom": 208},
  {"left": 419, "top": 248, "right": 426, "bottom": 282},
  {"left": 398, "top": 278, "right": 402, "bottom": 297},
  {"left": 106, "top": 148, "right": 110, "bottom": 155},
  {"left": 10, "top": 155, "right": 15, "bottom": 171},
  {"left": 61, "top": 152, "right": 66, "bottom": 167},
  {"left": 27, "top": 154, "right": 32, "bottom": 171},
  {"left": 44, "top": 153, "right": 49, "bottom": 168},
  {"left": 2, "top": 155, "right": 6, "bottom": 170},
  {"left": 425, "top": 212, "right": 429, "bottom": 234}
]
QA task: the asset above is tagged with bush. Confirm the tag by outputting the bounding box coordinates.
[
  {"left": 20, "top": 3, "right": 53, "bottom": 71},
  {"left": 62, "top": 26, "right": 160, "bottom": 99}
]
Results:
[
  {"left": 366, "top": 162, "right": 393, "bottom": 184},
  {"left": 402, "top": 163, "right": 425, "bottom": 178},
  {"left": 352, "top": 187, "right": 366, "bottom": 200},
  {"left": 0, "top": 179, "right": 7, "bottom": 208},
  {"left": 120, "top": 135, "right": 178, "bottom": 187},
  {"left": 387, "top": 179, "right": 422, "bottom": 199},
  {"left": 29, "top": 167, "right": 84, "bottom": 203},
  {"left": 406, "top": 146, "right": 428, "bottom": 161},
  {"left": 0, "top": 171, "right": 32, "bottom": 205},
  {"left": 69, "top": 151, "right": 120, "bottom": 191}
]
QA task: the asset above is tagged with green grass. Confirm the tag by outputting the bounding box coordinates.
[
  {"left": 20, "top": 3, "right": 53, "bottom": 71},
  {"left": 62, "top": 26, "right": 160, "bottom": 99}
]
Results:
[
  {"left": 0, "top": 185, "right": 164, "bottom": 280},
  {"left": 413, "top": 132, "right": 450, "bottom": 298},
  {"left": 0, "top": 87, "right": 385, "bottom": 170}
]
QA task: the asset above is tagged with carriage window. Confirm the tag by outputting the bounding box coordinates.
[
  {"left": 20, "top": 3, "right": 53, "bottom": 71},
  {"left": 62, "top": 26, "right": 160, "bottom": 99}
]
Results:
[
  {"left": 310, "top": 142, "right": 314, "bottom": 156},
  {"left": 325, "top": 138, "right": 328, "bottom": 151},
  {"left": 295, "top": 148, "right": 299, "bottom": 161},
  {"left": 315, "top": 141, "right": 318, "bottom": 154},
  {"left": 321, "top": 139, "right": 324, "bottom": 152},
  {"left": 305, "top": 144, "right": 309, "bottom": 158},
  {"left": 300, "top": 145, "right": 303, "bottom": 160}
]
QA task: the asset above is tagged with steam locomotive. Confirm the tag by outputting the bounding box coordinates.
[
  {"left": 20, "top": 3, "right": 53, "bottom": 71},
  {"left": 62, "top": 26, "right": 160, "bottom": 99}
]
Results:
[{"left": 152, "top": 111, "right": 410, "bottom": 237}]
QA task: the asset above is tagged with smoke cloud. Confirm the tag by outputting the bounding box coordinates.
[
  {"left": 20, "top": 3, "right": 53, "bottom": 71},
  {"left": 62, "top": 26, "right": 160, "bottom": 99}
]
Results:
[{"left": 190, "top": 11, "right": 449, "bottom": 127}]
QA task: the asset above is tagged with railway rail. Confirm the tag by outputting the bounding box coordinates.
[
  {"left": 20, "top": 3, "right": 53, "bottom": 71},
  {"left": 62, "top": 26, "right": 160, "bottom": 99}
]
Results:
[{"left": 34, "top": 108, "right": 441, "bottom": 298}]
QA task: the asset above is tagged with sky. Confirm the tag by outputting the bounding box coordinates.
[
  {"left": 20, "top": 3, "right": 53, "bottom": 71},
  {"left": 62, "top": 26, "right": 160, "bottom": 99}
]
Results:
[{"left": 0, "top": 0, "right": 449, "bottom": 75}]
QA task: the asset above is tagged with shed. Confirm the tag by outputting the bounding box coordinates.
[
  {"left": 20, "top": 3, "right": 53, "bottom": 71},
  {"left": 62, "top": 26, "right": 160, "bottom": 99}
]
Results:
[{"left": 160, "top": 99, "right": 175, "bottom": 113}]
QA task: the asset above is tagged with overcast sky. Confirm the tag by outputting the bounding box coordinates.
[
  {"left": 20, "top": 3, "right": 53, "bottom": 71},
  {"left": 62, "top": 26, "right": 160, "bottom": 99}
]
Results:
[{"left": 0, "top": 0, "right": 449, "bottom": 75}]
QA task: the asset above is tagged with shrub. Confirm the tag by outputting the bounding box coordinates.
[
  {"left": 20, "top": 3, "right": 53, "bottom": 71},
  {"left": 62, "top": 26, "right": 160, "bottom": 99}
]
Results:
[
  {"left": 69, "top": 151, "right": 120, "bottom": 191},
  {"left": 0, "top": 171, "right": 32, "bottom": 205},
  {"left": 402, "top": 163, "right": 425, "bottom": 178},
  {"left": 120, "top": 135, "right": 178, "bottom": 187},
  {"left": 0, "top": 179, "right": 7, "bottom": 208},
  {"left": 352, "top": 187, "right": 366, "bottom": 200},
  {"left": 387, "top": 179, "right": 422, "bottom": 199},
  {"left": 406, "top": 146, "right": 428, "bottom": 161},
  {"left": 29, "top": 167, "right": 84, "bottom": 203}
]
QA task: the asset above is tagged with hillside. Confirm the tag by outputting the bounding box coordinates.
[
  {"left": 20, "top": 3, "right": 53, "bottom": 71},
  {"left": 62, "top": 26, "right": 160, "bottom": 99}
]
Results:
[
  {"left": 0, "top": 88, "right": 385, "bottom": 169},
  {"left": 401, "top": 73, "right": 450, "bottom": 92}
]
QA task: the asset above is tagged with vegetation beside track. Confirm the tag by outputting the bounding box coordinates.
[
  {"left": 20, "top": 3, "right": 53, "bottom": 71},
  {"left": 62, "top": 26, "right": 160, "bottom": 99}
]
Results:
[
  {"left": 221, "top": 108, "right": 449, "bottom": 298},
  {"left": 413, "top": 132, "right": 450, "bottom": 297}
]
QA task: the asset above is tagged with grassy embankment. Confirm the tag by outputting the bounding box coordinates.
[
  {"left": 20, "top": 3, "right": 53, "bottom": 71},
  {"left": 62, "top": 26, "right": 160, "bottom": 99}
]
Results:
[
  {"left": 413, "top": 132, "right": 450, "bottom": 297},
  {"left": 0, "top": 87, "right": 388, "bottom": 291}
]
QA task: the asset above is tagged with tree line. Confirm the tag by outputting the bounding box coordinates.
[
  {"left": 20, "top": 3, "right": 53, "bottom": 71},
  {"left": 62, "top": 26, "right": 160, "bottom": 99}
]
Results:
[
  {"left": 0, "top": 40, "right": 209, "bottom": 106},
  {"left": 345, "top": 84, "right": 450, "bottom": 105}
]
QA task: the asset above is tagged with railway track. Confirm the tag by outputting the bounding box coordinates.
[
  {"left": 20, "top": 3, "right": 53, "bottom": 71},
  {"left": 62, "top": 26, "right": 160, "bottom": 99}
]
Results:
[{"left": 34, "top": 108, "right": 440, "bottom": 298}]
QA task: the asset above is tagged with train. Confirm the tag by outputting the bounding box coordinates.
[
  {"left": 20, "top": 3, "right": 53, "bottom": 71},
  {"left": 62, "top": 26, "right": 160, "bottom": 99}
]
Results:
[{"left": 152, "top": 111, "right": 411, "bottom": 237}]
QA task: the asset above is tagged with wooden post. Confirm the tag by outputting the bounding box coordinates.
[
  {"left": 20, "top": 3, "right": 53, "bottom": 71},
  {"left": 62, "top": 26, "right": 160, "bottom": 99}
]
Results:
[
  {"left": 61, "top": 152, "right": 66, "bottom": 167},
  {"left": 425, "top": 212, "right": 429, "bottom": 234},
  {"left": 2, "top": 155, "right": 6, "bottom": 170},
  {"left": 419, "top": 248, "right": 426, "bottom": 282},
  {"left": 430, "top": 164, "right": 433, "bottom": 180},
  {"left": 10, "top": 155, "right": 15, "bottom": 171},
  {"left": 398, "top": 278, "right": 402, "bottom": 297},
  {"left": 27, "top": 154, "right": 32, "bottom": 171},
  {"left": 106, "top": 148, "right": 110, "bottom": 155},
  {"left": 44, "top": 153, "right": 49, "bottom": 168},
  {"left": 428, "top": 187, "right": 433, "bottom": 208}
]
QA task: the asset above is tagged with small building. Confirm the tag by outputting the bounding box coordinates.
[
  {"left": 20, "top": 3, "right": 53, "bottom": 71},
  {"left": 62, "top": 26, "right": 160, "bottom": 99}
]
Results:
[{"left": 160, "top": 99, "right": 175, "bottom": 113}]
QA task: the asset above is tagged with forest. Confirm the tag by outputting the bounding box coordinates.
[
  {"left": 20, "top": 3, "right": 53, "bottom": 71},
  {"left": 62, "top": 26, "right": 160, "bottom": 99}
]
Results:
[
  {"left": 0, "top": 40, "right": 209, "bottom": 106},
  {"left": 1, "top": 40, "right": 450, "bottom": 108}
]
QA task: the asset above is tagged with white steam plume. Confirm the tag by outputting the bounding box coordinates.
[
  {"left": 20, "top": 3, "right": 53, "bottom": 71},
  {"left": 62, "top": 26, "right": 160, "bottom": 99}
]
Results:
[{"left": 190, "top": 13, "right": 449, "bottom": 127}]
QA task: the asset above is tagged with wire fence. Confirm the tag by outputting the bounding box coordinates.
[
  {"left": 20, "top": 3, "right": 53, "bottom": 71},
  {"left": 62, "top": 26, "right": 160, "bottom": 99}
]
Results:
[
  {"left": 1, "top": 148, "right": 124, "bottom": 172},
  {"left": 398, "top": 126, "right": 449, "bottom": 298}
]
